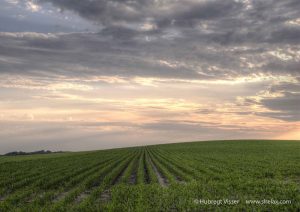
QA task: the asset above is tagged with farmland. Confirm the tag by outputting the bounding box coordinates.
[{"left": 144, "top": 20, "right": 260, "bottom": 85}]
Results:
[{"left": 0, "top": 140, "right": 299, "bottom": 211}]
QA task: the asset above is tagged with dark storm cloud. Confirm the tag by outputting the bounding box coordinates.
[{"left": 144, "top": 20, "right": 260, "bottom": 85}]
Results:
[
  {"left": 34, "top": 0, "right": 300, "bottom": 44},
  {"left": 155, "top": 0, "right": 243, "bottom": 29},
  {"left": 0, "top": 0, "right": 300, "bottom": 80},
  {"left": 37, "top": 0, "right": 147, "bottom": 25},
  {"left": 260, "top": 82, "right": 300, "bottom": 121},
  {"left": 0, "top": 32, "right": 299, "bottom": 82},
  {"left": 39, "top": 0, "right": 241, "bottom": 28},
  {"left": 262, "top": 92, "right": 300, "bottom": 113},
  {"left": 0, "top": 0, "right": 96, "bottom": 33},
  {"left": 263, "top": 60, "right": 300, "bottom": 74},
  {"left": 242, "top": 82, "right": 300, "bottom": 121},
  {"left": 0, "top": 32, "right": 232, "bottom": 79}
]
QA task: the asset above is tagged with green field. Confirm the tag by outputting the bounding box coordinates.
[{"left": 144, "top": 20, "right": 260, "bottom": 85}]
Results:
[{"left": 0, "top": 140, "right": 299, "bottom": 211}]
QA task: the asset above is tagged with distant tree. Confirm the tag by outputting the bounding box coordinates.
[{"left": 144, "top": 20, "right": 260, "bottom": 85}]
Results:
[{"left": 4, "top": 150, "right": 53, "bottom": 156}]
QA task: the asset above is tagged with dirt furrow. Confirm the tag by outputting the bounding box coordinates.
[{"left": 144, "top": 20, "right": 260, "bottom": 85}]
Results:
[
  {"left": 148, "top": 154, "right": 168, "bottom": 187},
  {"left": 99, "top": 189, "right": 111, "bottom": 203},
  {"left": 112, "top": 161, "right": 131, "bottom": 185},
  {"left": 53, "top": 191, "right": 69, "bottom": 203}
]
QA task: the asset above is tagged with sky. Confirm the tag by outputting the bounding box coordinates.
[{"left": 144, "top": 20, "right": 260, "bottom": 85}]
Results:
[{"left": 0, "top": 0, "right": 299, "bottom": 154}]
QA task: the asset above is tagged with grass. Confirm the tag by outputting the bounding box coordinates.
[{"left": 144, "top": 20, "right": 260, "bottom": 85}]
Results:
[{"left": 0, "top": 140, "right": 299, "bottom": 211}]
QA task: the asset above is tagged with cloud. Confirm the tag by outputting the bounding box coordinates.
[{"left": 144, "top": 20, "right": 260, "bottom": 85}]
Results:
[
  {"left": 37, "top": 0, "right": 145, "bottom": 26},
  {"left": 5, "top": 0, "right": 19, "bottom": 5},
  {"left": 0, "top": 0, "right": 299, "bottom": 81},
  {"left": 1, "top": 31, "right": 299, "bottom": 81},
  {"left": 0, "top": 32, "right": 57, "bottom": 39},
  {"left": 33, "top": 0, "right": 300, "bottom": 45},
  {"left": 0, "top": 0, "right": 300, "bottom": 153},
  {"left": 238, "top": 81, "right": 300, "bottom": 121},
  {"left": 0, "top": 0, "right": 96, "bottom": 33},
  {"left": 26, "top": 1, "right": 41, "bottom": 12},
  {"left": 0, "top": 119, "right": 270, "bottom": 154},
  {"left": 259, "top": 83, "right": 300, "bottom": 121}
]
